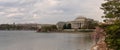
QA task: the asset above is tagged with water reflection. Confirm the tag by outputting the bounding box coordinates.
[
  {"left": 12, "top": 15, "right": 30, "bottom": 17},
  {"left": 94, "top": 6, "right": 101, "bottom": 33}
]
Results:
[{"left": 0, "top": 31, "right": 93, "bottom": 50}]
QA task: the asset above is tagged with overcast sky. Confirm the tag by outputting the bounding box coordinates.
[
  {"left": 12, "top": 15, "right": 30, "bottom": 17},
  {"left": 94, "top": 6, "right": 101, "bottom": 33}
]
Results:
[{"left": 0, "top": 0, "right": 104, "bottom": 24}]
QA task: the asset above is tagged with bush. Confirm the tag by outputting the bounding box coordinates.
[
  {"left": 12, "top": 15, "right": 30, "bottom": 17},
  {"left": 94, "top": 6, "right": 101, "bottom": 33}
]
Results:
[{"left": 99, "top": 23, "right": 120, "bottom": 50}]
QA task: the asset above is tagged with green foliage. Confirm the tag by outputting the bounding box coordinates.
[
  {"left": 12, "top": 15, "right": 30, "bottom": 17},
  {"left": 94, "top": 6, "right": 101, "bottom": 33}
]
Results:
[
  {"left": 101, "top": 0, "right": 120, "bottom": 18},
  {"left": 101, "top": 0, "right": 120, "bottom": 50},
  {"left": 63, "top": 24, "right": 72, "bottom": 29},
  {"left": 63, "top": 24, "right": 67, "bottom": 29},
  {"left": 104, "top": 24, "right": 120, "bottom": 50},
  {"left": 67, "top": 23, "right": 71, "bottom": 29},
  {"left": 0, "top": 24, "right": 37, "bottom": 30},
  {"left": 41, "top": 25, "right": 57, "bottom": 32},
  {"left": 88, "top": 21, "right": 98, "bottom": 29},
  {"left": 0, "top": 24, "right": 16, "bottom": 30}
]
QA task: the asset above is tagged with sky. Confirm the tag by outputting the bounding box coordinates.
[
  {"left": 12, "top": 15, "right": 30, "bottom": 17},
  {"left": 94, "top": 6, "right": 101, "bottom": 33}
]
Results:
[{"left": 0, "top": 0, "right": 104, "bottom": 24}]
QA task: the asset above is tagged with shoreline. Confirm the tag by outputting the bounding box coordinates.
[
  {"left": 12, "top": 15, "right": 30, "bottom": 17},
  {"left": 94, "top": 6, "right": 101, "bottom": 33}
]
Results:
[
  {"left": 36, "top": 31, "right": 94, "bottom": 34},
  {"left": 0, "top": 30, "right": 94, "bottom": 34}
]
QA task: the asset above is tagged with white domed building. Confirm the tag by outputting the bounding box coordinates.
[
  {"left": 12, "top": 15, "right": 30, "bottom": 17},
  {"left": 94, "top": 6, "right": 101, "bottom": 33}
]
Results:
[
  {"left": 70, "top": 16, "right": 94, "bottom": 29},
  {"left": 56, "top": 16, "right": 97, "bottom": 30}
]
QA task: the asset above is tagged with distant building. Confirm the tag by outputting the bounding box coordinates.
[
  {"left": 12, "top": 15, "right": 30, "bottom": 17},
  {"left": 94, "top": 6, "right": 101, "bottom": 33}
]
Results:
[
  {"left": 56, "top": 16, "right": 97, "bottom": 30},
  {"left": 70, "top": 16, "right": 94, "bottom": 29}
]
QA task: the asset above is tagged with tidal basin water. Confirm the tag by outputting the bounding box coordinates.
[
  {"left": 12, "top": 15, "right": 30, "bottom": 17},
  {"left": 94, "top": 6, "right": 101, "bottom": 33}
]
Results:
[{"left": 0, "top": 31, "right": 93, "bottom": 50}]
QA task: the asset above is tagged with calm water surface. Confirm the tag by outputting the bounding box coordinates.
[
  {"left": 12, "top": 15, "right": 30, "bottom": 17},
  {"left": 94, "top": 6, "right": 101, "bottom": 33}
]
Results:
[{"left": 0, "top": 31, "right": 93, "bottom": 50}]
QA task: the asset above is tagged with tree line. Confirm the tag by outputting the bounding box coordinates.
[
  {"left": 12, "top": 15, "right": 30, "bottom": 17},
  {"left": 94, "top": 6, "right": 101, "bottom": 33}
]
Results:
[{"left": 0, "top": 24, "right": 37, "bottom": 30}]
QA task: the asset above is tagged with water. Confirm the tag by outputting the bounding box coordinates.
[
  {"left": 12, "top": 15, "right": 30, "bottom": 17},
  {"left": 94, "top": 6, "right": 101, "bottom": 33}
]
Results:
[{"left": 0, "top": 31, "right": 93, "bottom": 50}]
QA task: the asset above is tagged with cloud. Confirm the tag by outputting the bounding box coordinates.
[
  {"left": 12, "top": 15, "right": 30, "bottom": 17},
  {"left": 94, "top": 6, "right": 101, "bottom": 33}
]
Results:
[
  {"left": 6, "top": 13, "right": 23, "bottom": 18},
  {"left": 0, "top": 0, "right": 104, "bottom": 24}
]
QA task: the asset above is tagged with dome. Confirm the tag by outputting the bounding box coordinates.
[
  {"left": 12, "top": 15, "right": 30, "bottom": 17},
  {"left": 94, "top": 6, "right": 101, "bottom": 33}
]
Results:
[
  {"left": 74, "top": 16, "right": 87, "bottom": 21},
  {"left": 75, "top": 16, "right": 86, "bottom": 20}
]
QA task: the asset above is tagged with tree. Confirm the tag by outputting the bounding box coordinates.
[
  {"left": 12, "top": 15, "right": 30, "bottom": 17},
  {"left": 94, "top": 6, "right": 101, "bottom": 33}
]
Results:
[
  {"left": 51, "top": 25, "right": 57, "bottom": 31},
  {"left": 40, "top": 25, "right": 57, "bottom": 32},
  {"left": 89, "top": 21, "right": 98, "bottom": 29},
  {"left": 101, "top": 0, "right": 120, "bottom": 19},
  {"left": 101, "top": 0, "right": 120, "bottom": 50},
  {"left": 63, "top": 24, "right": 72, "bottom": 29},
  {"left": 67, "top": 23, "right": 71, "bottom": 29},
  {"left": 63, "top": 24, "right": 67, "bottom": 29}
]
